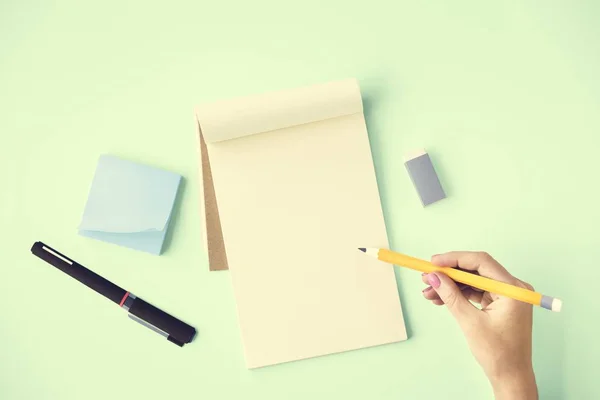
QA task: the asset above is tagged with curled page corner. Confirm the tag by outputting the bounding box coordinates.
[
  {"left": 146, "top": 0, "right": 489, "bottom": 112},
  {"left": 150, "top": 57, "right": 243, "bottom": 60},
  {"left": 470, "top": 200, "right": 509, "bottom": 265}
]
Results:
[{"left": 196, "top": 78, "right": 363, "bottom": 144}]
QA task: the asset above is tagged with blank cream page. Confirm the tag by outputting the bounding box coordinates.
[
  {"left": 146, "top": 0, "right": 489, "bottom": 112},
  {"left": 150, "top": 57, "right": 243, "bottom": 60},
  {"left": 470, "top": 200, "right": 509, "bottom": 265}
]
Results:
[{"left": 198, "top": 80, "right": 406, "bottom": 368}]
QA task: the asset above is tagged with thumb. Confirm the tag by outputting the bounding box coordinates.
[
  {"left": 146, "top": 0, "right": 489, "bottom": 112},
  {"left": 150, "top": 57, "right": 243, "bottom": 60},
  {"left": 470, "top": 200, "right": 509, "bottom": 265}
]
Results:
[{"left": 427, "top": 272, "right": 476, "bottom": 322}]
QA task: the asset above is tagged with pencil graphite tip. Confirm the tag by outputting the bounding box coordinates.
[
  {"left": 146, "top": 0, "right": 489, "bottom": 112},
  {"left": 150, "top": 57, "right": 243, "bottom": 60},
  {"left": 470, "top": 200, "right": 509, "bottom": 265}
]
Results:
[{"left": 358, "top": 248, "right": 366, "bottom": 253}]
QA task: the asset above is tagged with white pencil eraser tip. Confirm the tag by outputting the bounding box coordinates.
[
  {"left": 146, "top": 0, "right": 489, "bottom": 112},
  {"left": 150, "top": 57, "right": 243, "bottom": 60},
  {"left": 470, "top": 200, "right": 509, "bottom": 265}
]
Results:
[{"left": 552, "top": 298, "right": 562, "bottom": 312}]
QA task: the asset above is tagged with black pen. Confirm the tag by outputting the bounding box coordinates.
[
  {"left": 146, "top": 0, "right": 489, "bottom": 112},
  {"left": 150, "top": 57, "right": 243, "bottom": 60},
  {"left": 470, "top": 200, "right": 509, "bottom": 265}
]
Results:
[{"left": 31, "top": 242, "right": 196, "bottom": 347}]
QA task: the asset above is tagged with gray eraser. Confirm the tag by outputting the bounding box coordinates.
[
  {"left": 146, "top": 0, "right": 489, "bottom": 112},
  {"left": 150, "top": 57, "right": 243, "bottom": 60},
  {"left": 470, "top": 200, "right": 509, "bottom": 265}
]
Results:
[{"left": 404, "top": 149, "right": 446, "bottom": 206}]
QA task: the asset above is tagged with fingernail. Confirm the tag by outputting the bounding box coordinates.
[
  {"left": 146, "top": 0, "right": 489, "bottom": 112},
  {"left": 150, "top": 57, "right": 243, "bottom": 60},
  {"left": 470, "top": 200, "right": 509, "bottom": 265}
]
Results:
[
  {"left": 427, "top": 273, "right": 441, "bottom": 289},
  {"left": 421, "top": 272, "right": 427, "bottom": 276},
  {"left": 422, "top": 286, "right": 433, "bottom": 293}
]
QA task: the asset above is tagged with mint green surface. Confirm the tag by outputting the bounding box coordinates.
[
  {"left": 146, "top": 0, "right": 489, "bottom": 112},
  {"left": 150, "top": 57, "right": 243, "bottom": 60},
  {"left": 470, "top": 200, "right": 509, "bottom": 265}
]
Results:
[{"left": 1, "top": 2, "right": 599, "bottom": 399}]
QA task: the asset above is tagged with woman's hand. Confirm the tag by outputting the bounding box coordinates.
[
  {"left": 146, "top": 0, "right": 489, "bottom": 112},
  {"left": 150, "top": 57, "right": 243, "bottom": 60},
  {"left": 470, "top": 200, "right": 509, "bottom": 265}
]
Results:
[{"left": 422, "top": 251, "right": 538, "bottom": 400}]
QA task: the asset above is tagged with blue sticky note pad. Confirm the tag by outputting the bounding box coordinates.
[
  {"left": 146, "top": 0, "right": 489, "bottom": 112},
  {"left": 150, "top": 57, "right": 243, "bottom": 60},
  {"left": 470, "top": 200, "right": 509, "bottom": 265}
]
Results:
[{"left": 78, "top": 155, "right": 181, "bottom": 255}]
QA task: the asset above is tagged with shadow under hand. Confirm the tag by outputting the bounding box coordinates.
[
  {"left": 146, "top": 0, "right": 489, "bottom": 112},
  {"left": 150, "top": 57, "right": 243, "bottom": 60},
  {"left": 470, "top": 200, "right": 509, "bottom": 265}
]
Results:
[{"left": 532, "top": 291, "right": 565, "bottom": 399}]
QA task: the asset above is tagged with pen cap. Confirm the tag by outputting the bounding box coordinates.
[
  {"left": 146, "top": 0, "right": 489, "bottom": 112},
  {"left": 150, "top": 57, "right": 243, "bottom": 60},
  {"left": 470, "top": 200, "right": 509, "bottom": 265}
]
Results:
[
  {"left": 128, "top": 298, "right": 196, "bottom": 345},
  {"left": 31, "top": 242, "right": 127, "bottom": 305}
]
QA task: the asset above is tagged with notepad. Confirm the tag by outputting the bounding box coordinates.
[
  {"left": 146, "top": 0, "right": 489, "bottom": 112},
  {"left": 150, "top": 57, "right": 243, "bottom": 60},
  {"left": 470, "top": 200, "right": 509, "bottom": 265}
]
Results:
[
  {"left": 196, "top": 79, "right": 407, "bottom": 368},
  {"left": 78, "top": 155, "right": 181, "bottom": 255}
]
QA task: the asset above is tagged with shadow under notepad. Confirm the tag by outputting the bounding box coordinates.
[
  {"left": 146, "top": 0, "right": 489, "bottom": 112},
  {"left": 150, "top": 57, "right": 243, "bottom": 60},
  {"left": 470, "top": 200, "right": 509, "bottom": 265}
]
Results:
[{"left": 363, "top": 88, "right": 414, "bottom": 339}]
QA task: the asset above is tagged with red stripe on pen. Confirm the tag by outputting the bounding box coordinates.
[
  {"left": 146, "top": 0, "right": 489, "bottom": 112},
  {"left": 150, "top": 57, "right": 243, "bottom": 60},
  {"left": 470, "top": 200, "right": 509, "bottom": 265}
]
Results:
[{"left": 119, "top": 292, "right": 130, "bottom": 307}]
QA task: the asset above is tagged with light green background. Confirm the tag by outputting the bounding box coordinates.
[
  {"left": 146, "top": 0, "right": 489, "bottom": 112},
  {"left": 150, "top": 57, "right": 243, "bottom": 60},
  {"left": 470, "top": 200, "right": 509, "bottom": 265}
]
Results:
[{"left": 1, "top": 1, "right": 598, "bottom": 399}]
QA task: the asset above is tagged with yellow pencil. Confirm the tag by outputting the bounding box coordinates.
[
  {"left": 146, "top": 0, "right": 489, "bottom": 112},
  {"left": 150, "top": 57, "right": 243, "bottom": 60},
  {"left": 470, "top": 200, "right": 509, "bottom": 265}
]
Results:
[{"left": 359, "top": 248, "right": 562, "bottom": 312}]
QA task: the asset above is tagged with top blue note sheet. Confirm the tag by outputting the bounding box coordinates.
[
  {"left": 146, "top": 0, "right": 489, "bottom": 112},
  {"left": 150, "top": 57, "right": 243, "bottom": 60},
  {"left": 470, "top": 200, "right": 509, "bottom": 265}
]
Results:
[{"left": 78, "top": 155, "right": 182, "bottom": 255}]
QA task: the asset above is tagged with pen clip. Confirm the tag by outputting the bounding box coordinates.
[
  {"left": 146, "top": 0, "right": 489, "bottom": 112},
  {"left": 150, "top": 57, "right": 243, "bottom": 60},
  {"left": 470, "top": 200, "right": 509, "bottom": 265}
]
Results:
[
  {"left": 40, "top": 244, "right": 74, "bottom": 265},
  {"left": 128, "top": 314, "right": 169, "bottom": 338}
]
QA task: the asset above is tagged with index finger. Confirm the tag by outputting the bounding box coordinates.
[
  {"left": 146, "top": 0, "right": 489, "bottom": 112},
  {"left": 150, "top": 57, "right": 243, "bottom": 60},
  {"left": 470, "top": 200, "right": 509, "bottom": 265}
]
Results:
[{"left": 431, "top": 251, "right": 516, "bottom": 284}]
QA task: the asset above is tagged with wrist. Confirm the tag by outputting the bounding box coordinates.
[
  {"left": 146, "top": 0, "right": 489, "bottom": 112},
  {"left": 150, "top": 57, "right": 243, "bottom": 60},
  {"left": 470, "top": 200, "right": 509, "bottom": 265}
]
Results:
[{"left": 490, "top": 368, "right": 538, "bottom": 400}]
